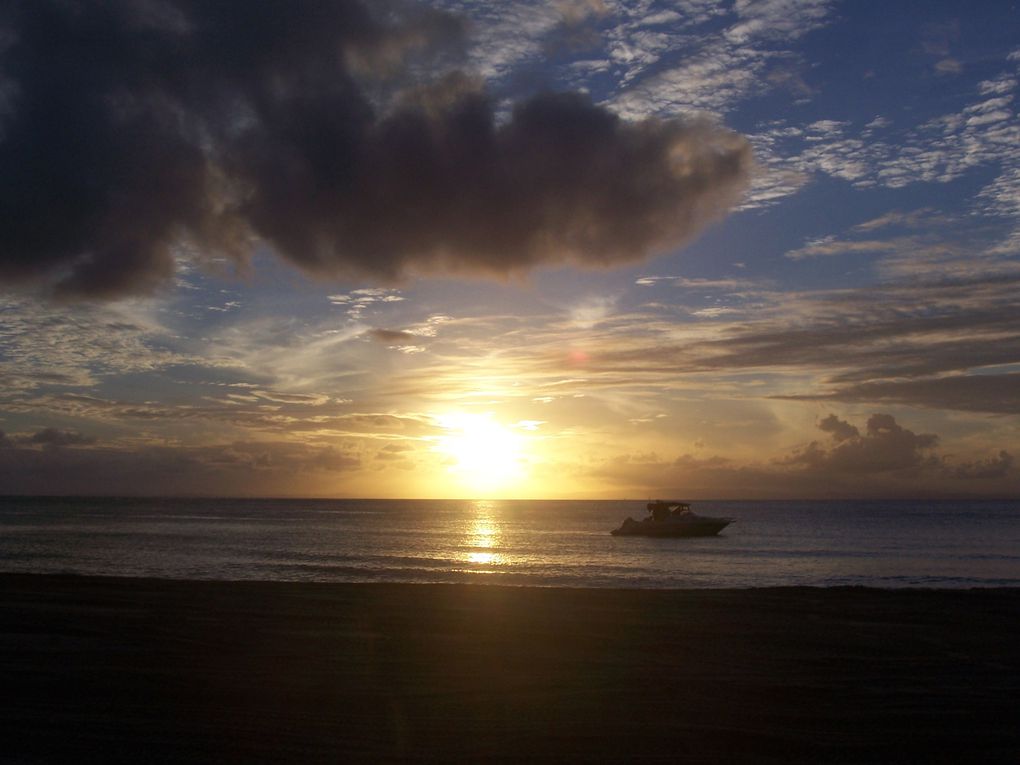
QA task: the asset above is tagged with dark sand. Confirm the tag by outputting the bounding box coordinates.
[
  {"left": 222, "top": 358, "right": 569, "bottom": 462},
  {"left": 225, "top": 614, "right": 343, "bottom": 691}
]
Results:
[{"left": 1, "top": 575, "right": 1018, "bottom": 763}]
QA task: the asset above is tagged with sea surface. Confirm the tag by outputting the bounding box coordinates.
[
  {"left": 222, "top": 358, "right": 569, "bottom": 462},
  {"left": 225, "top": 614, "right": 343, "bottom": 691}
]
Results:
[{"left": 1, "top": 497, "right": 1018, "bottom": 588}]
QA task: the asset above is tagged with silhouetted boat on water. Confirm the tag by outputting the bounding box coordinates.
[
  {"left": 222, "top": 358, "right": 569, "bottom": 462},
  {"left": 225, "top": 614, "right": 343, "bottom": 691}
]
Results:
[{"left": 611, "top": 501, "right": 733, "bottom": 537}]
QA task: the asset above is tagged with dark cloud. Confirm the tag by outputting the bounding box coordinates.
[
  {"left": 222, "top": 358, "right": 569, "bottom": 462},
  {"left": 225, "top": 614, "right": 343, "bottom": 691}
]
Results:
[
  {"left": 782, "top": 414, "right": 939, "bottom": 475},
  {"left": 0, "top": 0, "right": 750, "bottom": 299},
  {"left": 588, "top": 413, "right": 1016, "bottom": 498},
  {"left": 817, "top": 414, "right": 858, "bottom": 442},
  {"left": 0, "top": 438, "right": 360, "bottom": 495},
  {"left": 588, "top": 277, "right": 1020, "bottom": 414},
  {"left": 951, "top": 450, "right": 1013, "bottom": 480},
  {"left": 367, "top": 328, "right": 419, "bottom": 344},
  {"left": 698, "top": 306, "right": 1020, "bottom": 384},
  {"left": 20, "top": 427, "right": 95, "bottom": 447},
  {"left": 782, "top": 373, "right": 1020, "bottom": 415}
]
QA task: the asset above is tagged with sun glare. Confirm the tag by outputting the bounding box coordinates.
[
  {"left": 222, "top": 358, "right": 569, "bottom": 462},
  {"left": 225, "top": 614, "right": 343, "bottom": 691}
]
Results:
[{"left": 435, "top": 412, "right": 527, "bottom": 494}]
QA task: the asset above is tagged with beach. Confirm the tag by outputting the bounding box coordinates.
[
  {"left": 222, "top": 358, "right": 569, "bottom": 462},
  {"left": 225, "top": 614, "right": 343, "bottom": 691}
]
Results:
[{"left": 2, "top": 575, "right": 1018, "bottom": 763}]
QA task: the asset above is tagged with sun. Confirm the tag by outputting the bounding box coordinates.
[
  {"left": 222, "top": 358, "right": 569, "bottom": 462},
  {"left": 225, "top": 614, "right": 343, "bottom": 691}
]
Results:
[{"left": 434, "top": 412, "right": 527, "bottom": 494}]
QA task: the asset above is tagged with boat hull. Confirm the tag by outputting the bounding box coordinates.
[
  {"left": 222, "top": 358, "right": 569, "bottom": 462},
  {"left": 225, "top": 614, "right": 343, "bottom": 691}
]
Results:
[{"left": 611, "top": 518, "right": 732, "bottom": 537}]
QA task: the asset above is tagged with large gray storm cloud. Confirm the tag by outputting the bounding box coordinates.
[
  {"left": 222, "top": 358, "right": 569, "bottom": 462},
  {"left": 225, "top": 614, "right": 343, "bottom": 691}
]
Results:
[{"left": 0, "top": 0, "right": 751, "bottom": 298}]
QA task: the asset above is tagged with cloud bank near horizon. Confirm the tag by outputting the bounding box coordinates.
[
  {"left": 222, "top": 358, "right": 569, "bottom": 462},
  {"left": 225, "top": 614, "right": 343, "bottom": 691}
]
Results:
[
  {"left": 0, "top": 0, "right": 750, "bottom": 299},
  {"left": 590, "top": 413, "right": 1016, "bottom": 499},
  {"left": 0, "top": 411, "right": 1012, "bottom": 497}
]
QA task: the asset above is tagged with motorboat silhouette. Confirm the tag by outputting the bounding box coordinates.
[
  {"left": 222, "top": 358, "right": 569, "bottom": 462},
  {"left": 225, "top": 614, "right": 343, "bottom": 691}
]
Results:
[{"left": 611, "top": 501, "right": 733, "bottom": 537}]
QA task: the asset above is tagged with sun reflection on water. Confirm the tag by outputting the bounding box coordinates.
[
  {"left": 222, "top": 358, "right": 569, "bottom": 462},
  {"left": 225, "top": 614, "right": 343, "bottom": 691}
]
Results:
[
  {"left": 464, "top": 500, "right": 504, "bottom": 567},
  {"left": 467, "top": 551, "right": 499, "bottom": 565}
]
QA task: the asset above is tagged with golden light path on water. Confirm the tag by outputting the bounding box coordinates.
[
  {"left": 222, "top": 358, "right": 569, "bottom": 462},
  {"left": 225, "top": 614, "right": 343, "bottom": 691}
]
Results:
[{"left": 465, "top": 500, "right": 503, "bottom": 567}]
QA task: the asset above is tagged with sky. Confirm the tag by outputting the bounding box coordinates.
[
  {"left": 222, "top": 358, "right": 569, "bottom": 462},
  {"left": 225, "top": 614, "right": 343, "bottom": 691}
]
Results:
[{"left": 0, "top": 0, "right": 1018, "bottom": 499}]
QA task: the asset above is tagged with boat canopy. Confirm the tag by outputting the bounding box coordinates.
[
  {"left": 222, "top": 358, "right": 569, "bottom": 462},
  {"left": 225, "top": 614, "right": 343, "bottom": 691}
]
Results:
[
  {"left": 646, "top": 500, "right": 691, "bottom": 512},
  {"left": 646, "top": 500, "right": 692, "bottom": 522}
]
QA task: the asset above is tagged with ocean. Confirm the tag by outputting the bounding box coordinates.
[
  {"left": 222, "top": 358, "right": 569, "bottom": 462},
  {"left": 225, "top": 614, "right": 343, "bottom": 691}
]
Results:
[{"left": 1, "top": 497, "right": 1018, "bottom": 588}]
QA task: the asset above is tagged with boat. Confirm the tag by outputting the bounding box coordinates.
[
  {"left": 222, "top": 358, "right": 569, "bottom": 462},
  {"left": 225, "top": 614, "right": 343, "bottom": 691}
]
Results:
[{"left": 610, "top": 501, "right": 733, "bottom": 537}]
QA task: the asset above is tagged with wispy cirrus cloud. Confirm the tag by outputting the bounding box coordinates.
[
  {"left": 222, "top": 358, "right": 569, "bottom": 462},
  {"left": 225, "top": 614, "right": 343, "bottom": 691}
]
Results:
[
  {"left": 751, "top": 54, "right": 1020, "bottom": 212},
  {"left": 784, "top": 236, "right": 905, "bottom": 260},
  {"left": 635, "top": 275, "right": 759, "bottom": 290},
  {"left": 328, "top": 288, "right": 406, "bottom": 319},
  {"left": 377, "top": 262, "right": 1020, "bottom": 421},
  {"left": 608, "top": 0, "right": 835, "bottom": 119},
  {"left": 0, "top": 294, "right": 209, "bottom": 392}
]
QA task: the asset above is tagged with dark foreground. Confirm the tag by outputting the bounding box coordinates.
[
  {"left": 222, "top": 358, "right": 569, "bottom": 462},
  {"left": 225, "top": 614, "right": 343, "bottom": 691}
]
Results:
[{"left": 1, "top": 575, "right": 1018, "bottom": 763}]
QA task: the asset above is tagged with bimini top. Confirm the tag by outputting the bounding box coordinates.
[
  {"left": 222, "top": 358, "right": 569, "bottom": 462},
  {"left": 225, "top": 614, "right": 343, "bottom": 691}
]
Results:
[{"left": 647, "top": 500, "right": 691, "bottom": 512}]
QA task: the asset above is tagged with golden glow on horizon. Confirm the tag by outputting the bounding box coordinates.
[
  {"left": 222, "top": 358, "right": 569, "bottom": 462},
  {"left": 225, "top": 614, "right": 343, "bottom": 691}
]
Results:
[{"left": 434, "top": 412, "right": 527, "bottom": 495}]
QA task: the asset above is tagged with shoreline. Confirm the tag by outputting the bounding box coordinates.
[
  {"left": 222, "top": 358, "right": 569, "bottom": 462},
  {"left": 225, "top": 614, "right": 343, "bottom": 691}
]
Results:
[
  {"left": 3, "top": 574, "right": 1019, "bottom": 762},
  {"left": 4, "top": 570, "right": 1020, "bottom": 591}
]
